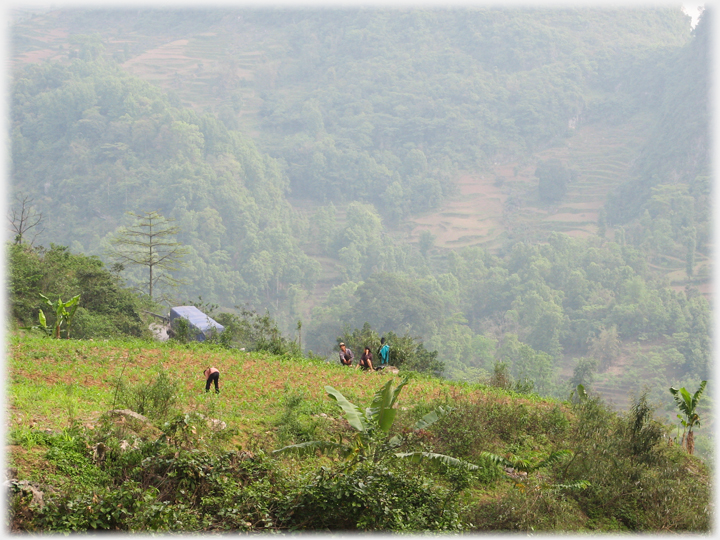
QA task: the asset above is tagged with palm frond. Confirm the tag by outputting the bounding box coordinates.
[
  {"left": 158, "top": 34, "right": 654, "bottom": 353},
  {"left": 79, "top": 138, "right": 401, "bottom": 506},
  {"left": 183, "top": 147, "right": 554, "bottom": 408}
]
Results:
[
  {"left": 534, "top": 449, "right": 573, "bottom": 470},
  {"left": 480, "top": 451, "right": 511, "bottom": 468},
  {"left": 272, "top": 440, "right": 347, "bottom": 457},
  {"left": 394, "top": 451, "right": 479, "bottom": 470}
]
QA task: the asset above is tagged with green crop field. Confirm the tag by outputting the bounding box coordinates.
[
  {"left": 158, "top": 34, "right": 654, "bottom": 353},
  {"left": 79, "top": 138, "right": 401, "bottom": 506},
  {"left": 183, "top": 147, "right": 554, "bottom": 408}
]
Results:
[{"left": 7, "top": 333, "right": 711, "bottom": 533}]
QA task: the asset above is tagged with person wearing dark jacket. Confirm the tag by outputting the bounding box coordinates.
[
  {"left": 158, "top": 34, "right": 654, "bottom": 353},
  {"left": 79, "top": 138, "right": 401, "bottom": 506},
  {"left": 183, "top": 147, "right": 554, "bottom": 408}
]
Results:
[
  {"left": 359, "top": 347, "right": 375, "bottom": 371},
  {"left": 339, "top": 342, "right": 354, "bottom": 366}
]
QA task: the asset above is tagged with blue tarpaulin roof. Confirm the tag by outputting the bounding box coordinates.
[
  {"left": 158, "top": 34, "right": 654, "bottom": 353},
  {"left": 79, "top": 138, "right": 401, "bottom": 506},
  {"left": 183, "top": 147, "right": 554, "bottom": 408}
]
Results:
[{"left": 169, "top": 306, "right": 224, "bottom": 341}]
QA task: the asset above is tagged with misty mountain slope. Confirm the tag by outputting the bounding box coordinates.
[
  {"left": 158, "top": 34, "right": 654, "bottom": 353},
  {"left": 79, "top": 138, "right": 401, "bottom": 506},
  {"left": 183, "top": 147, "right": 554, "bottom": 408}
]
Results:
[
  {"left": 9, "top": 7, "right": 710, "bottom": 413},
  {"left": 11, "top": 55, "right": 320, "bottom": 306}
]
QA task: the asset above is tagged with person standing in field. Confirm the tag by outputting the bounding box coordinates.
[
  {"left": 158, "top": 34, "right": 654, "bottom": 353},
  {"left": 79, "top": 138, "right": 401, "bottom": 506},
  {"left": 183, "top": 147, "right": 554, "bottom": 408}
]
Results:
[
  {"left": 378, "top": 336, "right": 390, "bottom": 367},
  {"left": 204, "top": 366, "right": 220, "bottom": 393},
  {"left": 339, "top": 342, "right": 354, "bottom": 366}
]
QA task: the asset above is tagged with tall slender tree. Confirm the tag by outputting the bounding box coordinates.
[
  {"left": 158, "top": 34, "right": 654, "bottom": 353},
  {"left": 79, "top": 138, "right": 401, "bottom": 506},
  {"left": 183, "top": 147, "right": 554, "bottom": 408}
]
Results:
[{"left": 108, "top": 211, "right": 188, "bottom": 301}]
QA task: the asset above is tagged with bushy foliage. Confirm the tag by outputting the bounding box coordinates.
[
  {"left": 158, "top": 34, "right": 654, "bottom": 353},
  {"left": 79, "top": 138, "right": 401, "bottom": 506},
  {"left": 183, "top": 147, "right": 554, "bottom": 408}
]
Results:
[
  {"left": 428, "top": 397, "right": 571, "bottom": 463},
  {"left": 213, "top": 308, "right": 301, "bottom": 356},
  {"left": 8, "top": 376, "right": 712, "bottom": 533},
  {"left": 558, "top": 393, "right": 711, "bottom": 531},
  {"left": 276, "top": 461, "right": 466, "bottom": 531},
  {"left": 8, "top": 242, "right": 145, "bottom": 338},
  {"left": 337, "top": 322, "right": 444, "bottom": 375},
  {"left": 115, "top": 366, "right": 181, "bottom": 423}
]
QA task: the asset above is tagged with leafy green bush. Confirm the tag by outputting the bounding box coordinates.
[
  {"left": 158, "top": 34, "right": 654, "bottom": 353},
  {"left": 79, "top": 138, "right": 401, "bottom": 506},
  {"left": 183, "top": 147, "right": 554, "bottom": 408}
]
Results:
[
  {"left": 469, "top": 480, "right": 588, "bottom": 532},
  {"left": 429, "top": 397, "right": 571, "bottom": 461},
  {"left": 115, "top": 366, "right": 180, "bottom": 422},
  {"left": 277, "top": 461, "right": 466, "bottom": 531},
  {"left": 560, "top": 393, "right": 711, "bottom": 531},
  {"left": 213, "top": 309, "right": 301, "bottom": 356},
  {"left": 8, "top": 243, "right": 145, "bottom": 338},
  {"left": 274, "top": 387, "right": 322, "bottom": 445}
]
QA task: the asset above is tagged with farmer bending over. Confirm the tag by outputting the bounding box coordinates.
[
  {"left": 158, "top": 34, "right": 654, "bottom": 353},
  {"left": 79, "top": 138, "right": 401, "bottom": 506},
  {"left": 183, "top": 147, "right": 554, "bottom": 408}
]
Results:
[{"left": 204, "top": 366, "right": 220, "bottom": 393}]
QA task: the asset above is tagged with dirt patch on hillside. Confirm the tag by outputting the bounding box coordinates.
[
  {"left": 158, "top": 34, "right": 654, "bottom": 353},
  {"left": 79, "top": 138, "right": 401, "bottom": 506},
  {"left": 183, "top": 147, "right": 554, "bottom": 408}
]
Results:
[
  {"left": 547, "top": 212, "right": 597, "bottom": 223},
  {"left": 122, "top": 40, "right": 202, "bottom": 81},
  {"left": 35, "top": 28, "right": 69, "bottom": 42},
  {"left": 410, "top": 174, "right": 506, "bottom": 247},
  {"left": 123, "top": 39, "right": 191, "bottom": 66},
  {"left": 14, "top": 49, "right": 60, "bottom": 65}
]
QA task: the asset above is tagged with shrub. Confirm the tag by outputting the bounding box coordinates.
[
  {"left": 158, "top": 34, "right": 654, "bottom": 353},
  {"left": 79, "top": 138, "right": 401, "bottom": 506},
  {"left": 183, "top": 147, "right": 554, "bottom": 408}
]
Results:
[
  {"left": 561, "top": 393, "right": 711, "bottom": 531},
  {"left": 277, "top": 461, "right": 466, "bottom": 531},
  {"left": 469, "top": 480, "right": 588, "bottom": 531},
  {"left": 115, "top": 366, "right": 180, "bottom": 423},
  {"left": 274, "top": 387, "right": 322, "bottom": 445}
]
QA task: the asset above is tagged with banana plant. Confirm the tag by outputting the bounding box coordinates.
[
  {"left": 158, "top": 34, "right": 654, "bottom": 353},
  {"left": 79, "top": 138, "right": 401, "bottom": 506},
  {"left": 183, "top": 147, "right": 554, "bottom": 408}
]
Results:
[
  {"left": 274, "top": 377, "right": 478, "bottom": 471},
  {"left": 19, "top": 308, "right": 52, "bottom": 337},
  {"left": 38, "top": 293, "right": 81, "bottom": 338},
  {"left": 669, "top": 380, "right": 707, "bottom": 455}
]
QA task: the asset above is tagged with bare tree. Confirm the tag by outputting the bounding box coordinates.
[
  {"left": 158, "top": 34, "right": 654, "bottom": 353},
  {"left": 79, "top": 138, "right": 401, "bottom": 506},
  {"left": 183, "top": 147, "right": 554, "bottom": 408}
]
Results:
[
  {"left": 107, "top": 211, "right": 189, "bottom": 301},
  {"left": 8, "top": 193, "right": 45, "bottom": 245}
]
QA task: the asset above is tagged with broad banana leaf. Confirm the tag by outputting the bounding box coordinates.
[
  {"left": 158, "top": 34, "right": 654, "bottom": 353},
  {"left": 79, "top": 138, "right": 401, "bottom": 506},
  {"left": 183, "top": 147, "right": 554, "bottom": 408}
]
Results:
[
  {"left": 325, "top": 386, "right": 368, "bottom": 432},
  {"left": 367, "top": 380, "right": 394, "bottom": 432},
  {"left": 65, "top": 294, "right": 80, "bottom": 315},
  {"left": 388, "top": 434, "right": 404, "bottom": 448},
  {"left": 376, "top": 407, "right": 397, "bottom": 433},
  {"left": 670, "top": 381, "right": 706, "bottom": 424},
  {"left": 679, "top": 387, "right": 693, "bottom": 411},
  {"left": 272, "top": 440, "right": 347, "bottom": 457},
  {"left": 692, "top": 381, "right": 707, "bottom": 410},
  {"left": 368, "top": 377, "right": 408, "bottom": 433},
  {"left": 389, "top": 377, "right": 409, "bottom": 408},
  {"left": 369, "top": 379, "right": 394, "bottom": 413},
  {"left": 394, "top": 451, "right": 479, "bottom": 470},
  {"left": 413, "top": 405, "right": 451, "bottom": 430}
]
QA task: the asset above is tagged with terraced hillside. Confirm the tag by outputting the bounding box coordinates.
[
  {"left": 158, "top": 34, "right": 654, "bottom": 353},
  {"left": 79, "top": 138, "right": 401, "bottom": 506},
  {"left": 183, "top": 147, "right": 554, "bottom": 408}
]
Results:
[
  {"left": 121, "top": 34, "right": 273, "bottom": 135},
  {"left": 409, "top": 114, "right": 656, "bottom": 250},
  {"left": 11, "top": 11, "right": 274, "bottom": 134}
]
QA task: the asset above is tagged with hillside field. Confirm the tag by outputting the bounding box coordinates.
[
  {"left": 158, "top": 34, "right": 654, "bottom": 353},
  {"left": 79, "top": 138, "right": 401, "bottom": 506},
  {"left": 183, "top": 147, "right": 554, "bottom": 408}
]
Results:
[
  {"left": 8, "top": 334, "right": 552, "bottom": 451},
  {"left": 6, "top": 334, "right": 712, "bottom": 533}
]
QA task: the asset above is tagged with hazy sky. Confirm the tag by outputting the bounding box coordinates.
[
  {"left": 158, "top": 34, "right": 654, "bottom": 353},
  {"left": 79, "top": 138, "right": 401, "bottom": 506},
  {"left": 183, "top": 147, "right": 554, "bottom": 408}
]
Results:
[{"left": 682, "top": 3, "right": 704, "bottom": 27}]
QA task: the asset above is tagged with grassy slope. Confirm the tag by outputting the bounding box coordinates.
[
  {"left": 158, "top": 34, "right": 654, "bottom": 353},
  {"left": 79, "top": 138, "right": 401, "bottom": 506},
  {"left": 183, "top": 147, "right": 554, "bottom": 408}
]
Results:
[
  {"left": 7, "top": 332, "right": 569, "bottom": 494},
  {"left": 8, "top": 334, "right": 713, "bottom": 534},
  {"left": 8, "top": 333, "right": 556, "bottom": 448}
]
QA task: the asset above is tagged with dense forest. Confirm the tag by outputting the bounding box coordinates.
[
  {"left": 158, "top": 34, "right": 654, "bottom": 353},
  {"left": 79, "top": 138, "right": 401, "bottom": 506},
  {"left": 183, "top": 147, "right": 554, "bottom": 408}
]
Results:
[{"left": 8, "top": 7, "right": 711, "bottom": 437}]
